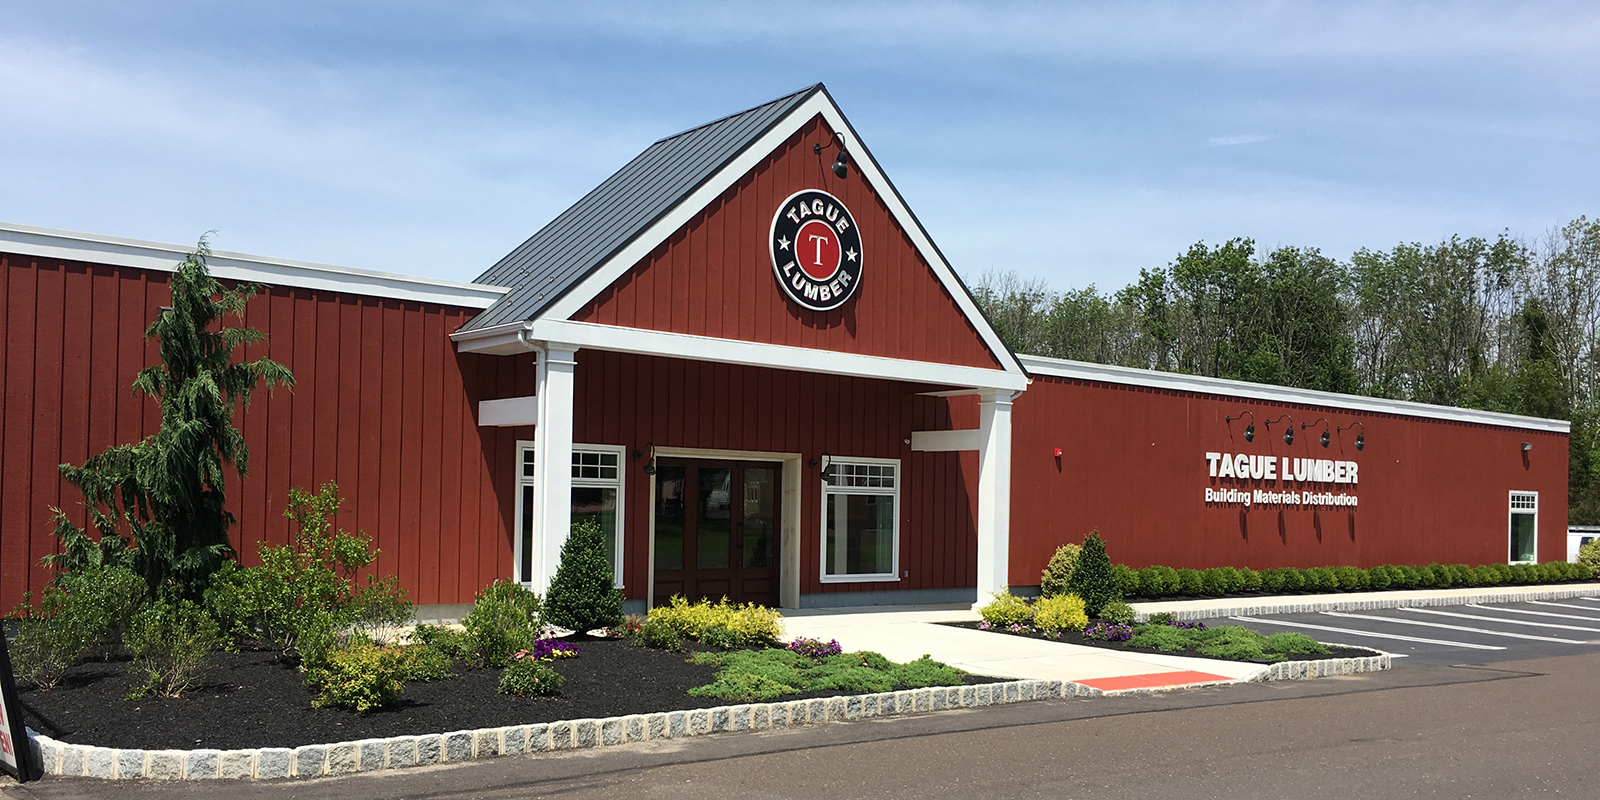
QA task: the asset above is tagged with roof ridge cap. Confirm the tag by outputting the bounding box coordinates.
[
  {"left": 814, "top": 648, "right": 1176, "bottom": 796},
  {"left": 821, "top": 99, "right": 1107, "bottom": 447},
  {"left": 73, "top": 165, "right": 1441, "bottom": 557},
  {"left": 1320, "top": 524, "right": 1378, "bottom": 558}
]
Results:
[{"left": 651, "top": 83, "right": 821, "bottom": 145}]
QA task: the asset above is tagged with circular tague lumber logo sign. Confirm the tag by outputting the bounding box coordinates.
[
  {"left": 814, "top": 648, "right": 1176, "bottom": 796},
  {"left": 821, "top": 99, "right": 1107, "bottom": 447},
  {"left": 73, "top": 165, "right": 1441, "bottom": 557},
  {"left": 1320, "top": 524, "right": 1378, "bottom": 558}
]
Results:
[{"left": 770, "top": 189, "right": 863, "bottom": 312}]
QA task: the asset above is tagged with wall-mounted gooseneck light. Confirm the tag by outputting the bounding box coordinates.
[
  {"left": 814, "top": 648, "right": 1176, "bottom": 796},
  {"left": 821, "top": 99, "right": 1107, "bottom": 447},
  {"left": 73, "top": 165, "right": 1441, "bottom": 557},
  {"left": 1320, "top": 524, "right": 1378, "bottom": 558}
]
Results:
[
  {"left": 813, "top": 132, "right": 850, "bottom": 180},
  {"left": 809, "top": 452, "right": 833, "bottom": 480},
  {"left": 1337, "top": 422, "right": 1365, "bottom": 451},
  {"left": 1226, "top": 410, "right": 1256, "bottom": 442},
  {"left": 1265, "top": 414, "right": 1295, "bottom": 445},
  {"left": 1302, "top": 418, "right": 1331, "bottom": 448},
  {"left": 641, "top": 442, "right": 657, "bottom": 475}
]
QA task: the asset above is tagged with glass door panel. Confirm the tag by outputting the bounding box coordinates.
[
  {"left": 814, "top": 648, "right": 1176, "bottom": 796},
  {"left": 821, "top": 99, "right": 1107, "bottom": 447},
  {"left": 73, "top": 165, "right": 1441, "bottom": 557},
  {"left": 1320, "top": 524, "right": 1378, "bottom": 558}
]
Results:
[
  {"left": 742, "top": 467, "right": 776, "bottom": 568},
  {"left": 697, "top": 467, "right": 732, "bottom": 569},
  {"left": 654, "top": 465, "right": 686, "bottom": 571}
]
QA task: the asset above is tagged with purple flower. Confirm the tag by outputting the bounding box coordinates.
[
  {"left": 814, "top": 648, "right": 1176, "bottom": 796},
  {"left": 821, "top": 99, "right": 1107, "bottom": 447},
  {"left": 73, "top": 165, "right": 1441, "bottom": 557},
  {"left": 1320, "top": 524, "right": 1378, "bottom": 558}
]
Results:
[
  {"left": 788, "top": 637, "right": 843, "bottom": 658},
  {"left": 522, "top": 638, "right": 581, "bottom": 661},
  {"left": 1082, "top": 622, "right": 1134, "bottom": 642}
]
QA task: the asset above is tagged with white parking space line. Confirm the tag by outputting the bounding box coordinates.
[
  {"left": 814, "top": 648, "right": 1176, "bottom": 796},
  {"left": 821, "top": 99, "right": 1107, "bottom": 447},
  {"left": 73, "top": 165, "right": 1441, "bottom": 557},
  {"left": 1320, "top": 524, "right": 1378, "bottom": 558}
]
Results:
[
  {"left": 1575, "top": 597, "right": 1600, "bottom": 603},
  {"left": 1397, "top": 607, "right": 1600, "bottom": 634},
  {"left": 1321, "top": 611, "right": 1592, "bottom": 644},
  {"left": 1466, "top": 604, "right": 1600, "bottom": 622},
  {"left": 1230, "top": 616, "right": 1506, "bottom": 650},
  {"left": 1528, "top": 601, "right": 1600, "bottom": 614}
]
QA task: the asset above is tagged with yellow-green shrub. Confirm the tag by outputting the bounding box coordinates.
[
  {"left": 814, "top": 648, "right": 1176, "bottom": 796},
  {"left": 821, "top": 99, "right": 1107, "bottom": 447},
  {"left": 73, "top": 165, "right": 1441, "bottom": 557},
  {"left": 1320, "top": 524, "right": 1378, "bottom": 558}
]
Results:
[
  {"left": 305, "top": 640, "right": 408, "bottom": 712},
  {"left": 1033, "top": 593, "right": 1089, "bottom": 633},
  {"left": 1039, "top": 544, "right": 1082, "bottom": 598},
  {"left": 647, "top": 596, "right": 784, "bottom": 646},
  {"left": 977, "top": 590, "right": 1033, "bottom": 626}
]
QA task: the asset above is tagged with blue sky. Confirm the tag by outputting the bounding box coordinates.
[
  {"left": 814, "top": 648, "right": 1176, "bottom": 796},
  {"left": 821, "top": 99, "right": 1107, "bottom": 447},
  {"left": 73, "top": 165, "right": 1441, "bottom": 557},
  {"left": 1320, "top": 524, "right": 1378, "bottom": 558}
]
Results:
[{"left": 3, "top": 1, "right": 1597, "bottom": 291}]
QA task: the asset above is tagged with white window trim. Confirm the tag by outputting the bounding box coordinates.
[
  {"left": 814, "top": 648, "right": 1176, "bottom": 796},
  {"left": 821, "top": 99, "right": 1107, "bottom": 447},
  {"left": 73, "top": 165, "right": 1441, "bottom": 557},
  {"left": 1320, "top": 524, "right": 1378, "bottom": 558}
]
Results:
[
  {"left": 514, "top": 440, "right": 536, "bottom": 586},
  {"left": 1509, "top": 490, "right": 1539, "bottom": 565},
  {"left": 573, "top": 443, "right": 627, "bottom": 589},
  {"left": 819, "top": 456, "right": 901, "bottom": 584}
]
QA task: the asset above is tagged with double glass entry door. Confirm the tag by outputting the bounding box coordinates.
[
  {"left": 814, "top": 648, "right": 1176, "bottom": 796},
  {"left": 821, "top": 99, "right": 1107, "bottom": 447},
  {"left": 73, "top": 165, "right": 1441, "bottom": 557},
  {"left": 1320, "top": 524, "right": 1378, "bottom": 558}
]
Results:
[{"left": 653, "top": 459, "right": 780, "bottom": 607}]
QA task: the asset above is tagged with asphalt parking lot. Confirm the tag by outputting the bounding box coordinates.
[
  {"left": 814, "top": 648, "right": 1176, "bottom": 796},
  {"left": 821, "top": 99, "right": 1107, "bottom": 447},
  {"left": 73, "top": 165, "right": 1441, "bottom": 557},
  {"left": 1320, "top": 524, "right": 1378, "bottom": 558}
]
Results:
[{"left": 1225, "top": 595, "right": 1600, "bottom": 666}]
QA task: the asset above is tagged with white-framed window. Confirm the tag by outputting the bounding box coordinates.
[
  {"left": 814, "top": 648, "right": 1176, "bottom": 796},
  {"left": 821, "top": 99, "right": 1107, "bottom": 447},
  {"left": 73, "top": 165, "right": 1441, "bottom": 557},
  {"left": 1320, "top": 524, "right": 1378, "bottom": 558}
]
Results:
[
  {"left": 511, "top": 442, "right": 626, "bottom": 588},
  {"left": 1509, "top": 491, "right": 1538, "bottom": 564},
  {"left": 515, "top": 441, "right": 536, "bottom": 585},
  {"left": 572, "top": 444, "right": 626, "bottom": 588},
  {"left": 820, "top": 457, "right": 900, "bottom": 583}
]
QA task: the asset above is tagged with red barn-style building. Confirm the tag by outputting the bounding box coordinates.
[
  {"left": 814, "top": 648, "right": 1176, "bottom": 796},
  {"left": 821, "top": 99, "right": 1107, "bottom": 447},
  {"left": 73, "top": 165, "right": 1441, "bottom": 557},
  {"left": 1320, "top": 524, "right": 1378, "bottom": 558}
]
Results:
[{"left": 0, "top": 85, "right": 1568, "bottom": 615}]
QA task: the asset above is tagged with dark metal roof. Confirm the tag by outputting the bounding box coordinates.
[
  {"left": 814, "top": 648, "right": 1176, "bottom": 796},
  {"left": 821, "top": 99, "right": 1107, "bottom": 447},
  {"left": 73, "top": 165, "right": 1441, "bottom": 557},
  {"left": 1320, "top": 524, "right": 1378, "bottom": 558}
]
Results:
[{"left": 460, "top": 84, "right": 823, "bottom": 333}]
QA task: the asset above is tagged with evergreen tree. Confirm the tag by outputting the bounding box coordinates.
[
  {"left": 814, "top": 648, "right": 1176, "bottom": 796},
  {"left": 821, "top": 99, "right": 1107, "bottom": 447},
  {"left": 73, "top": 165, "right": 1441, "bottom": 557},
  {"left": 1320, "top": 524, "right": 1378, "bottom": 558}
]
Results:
[
  {"left": 48, "top": 238, "right": 293, "bottom": 600},
  {"left": 543, "top": 518, "right": 624, "bottom": 633},
  {"left": 1066, "top": 530, "right": 1122, "bottom": 617}
]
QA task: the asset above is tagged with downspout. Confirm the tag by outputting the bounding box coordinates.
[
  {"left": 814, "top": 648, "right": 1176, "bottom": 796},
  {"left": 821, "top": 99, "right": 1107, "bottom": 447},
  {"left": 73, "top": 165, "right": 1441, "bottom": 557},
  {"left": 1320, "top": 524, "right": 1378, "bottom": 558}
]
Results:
[{"left": 520, "top": 324, "right": 545, "bottom": 587}]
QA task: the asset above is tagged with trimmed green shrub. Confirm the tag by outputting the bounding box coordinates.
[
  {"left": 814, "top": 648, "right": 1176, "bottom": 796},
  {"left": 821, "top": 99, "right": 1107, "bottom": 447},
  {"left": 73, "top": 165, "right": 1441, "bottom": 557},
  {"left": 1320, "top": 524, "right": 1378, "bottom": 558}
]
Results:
[
  {"left": 1365, "top": 566, "right": 1391, "bottom": 590},
  {"left": 306, "top": 640, "right": 408, "bottom": 711},
  {"left": 1236, "top": 567, "right": 1263, "bottom": 592},
  {"left": 124, "top": 599, "right": 223, "bottom": 699},
  {"left": 1176, "top": 568, "right": 1204, "bottom": 596},
  {"left": 1113, "top": 564, "right": 1140, "bottom": 598},
  {"left": 1039, "top": 543, "right": 1082, "bottom": 598},
  {"left": 1195, "top": 627, "right": 1266, "bottom": 661},
  {"left": 1302, "top": 567, "right": 1335, "bottom": 592},
  {"left": 687, "top": 648, "right": 963, "bottom": 701},
  {"left": 634, "top": 617, "right": 685, "bottom": 651},
  {"left": 977, "top": 591, "right": 1034, "bottom": 626},
  {"left": 10, "top": 592, "right": 105, "bottom": 691},
  {"left": 1034, "top": 594, "right": 1089, "bottom": 633},
  {"left": 1331, "top": 566, "right": 1367, "bottom": 591},
  {"left": 499, "top": 656, "right": 565, "bottom": 697},
  {"left": 1278, "top": 567, "right": 1306, "bottom": 592},
  {"left": 1199, "top": 568, "right": 1230, "bottom": 597},
  {"left": 1099, "top": 600, "right": 1137, "bottom": 625},
  {"left": 1138, "top": 565, "right": 1180, "bottom": 597},
  {"left": 1067, "top": 531, "right": 1121, "bottom": 617},
  {"left": 1258, "top": 568, "right": 1285, "bottom": 593},
  {"left": 543, "top": 518, "right": 624, "bottom": 634},
  {"left": 889, "top": 655, "right": 968, "bottom": 688},
  {"left": 463, "top": 580, "right": 543, "bottom": 668}
]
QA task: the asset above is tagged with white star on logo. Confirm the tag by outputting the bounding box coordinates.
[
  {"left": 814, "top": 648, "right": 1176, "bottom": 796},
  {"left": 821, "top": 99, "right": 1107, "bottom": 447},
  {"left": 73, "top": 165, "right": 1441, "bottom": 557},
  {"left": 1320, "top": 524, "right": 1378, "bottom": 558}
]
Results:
[
  {"left": 846, "top": 247, "right": 857, "bottom": 262},
  {"left": 778, "top": 236, "right": 791, "bottom": 251}
]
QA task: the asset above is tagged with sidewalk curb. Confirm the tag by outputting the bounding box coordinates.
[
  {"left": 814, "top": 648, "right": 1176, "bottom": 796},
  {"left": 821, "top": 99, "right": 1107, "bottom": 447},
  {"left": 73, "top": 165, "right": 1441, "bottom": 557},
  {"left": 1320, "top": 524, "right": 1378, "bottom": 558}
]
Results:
[
  {"left": 23, "top": 651, "right": 1390, "bottom": 781},
  {"left": 1130, "top": 582, "right": 1600, "bottom": 622}
]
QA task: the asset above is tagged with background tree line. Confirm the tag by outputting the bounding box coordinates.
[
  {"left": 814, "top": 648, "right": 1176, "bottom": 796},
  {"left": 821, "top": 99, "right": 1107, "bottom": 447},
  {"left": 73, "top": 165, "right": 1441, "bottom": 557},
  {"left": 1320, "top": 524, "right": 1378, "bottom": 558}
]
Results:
[{"left": 970, "top": 217, "right": 1600, "bottom": 523}]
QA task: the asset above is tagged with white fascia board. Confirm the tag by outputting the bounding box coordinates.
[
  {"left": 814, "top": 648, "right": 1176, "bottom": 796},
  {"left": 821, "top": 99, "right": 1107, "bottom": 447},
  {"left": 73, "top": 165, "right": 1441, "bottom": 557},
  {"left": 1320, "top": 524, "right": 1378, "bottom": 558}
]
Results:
[
  {"left": 526, "top": 319, "right": 1028, "bottom": 392},
  {"left": 536, "top": 93, "right": 1026, "bottom": 379},
  {"left": 910, "top": 429, "right": 983, "bottom": 452},
  {"left": 0, "top": 221, "right": 510, "bottom": 309},
  {"left": 1019, "top": 353, "right": 1572, "bottom": 434}
]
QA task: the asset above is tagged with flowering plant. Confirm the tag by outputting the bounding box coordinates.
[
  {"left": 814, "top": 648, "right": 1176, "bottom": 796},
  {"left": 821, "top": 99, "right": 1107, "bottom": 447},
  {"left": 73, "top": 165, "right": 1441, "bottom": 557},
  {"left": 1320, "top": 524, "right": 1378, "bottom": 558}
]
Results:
[
  {"left": 1082, "top": 622, "right": 1134, "bottom": 642},
  {"left": 1006, "top": 622, "right": 1034, "bottom": 634},
  {"left": 787, "top": 637, "right": 843, "bottom": 659},
  {"left": 978, "top": 621, "right": 992, "bottom": 630},
  {"left": 514, "top": 638, "right": 582, "bottom": 663},
  {"left": 1172, "top": 621, "right": 1207, "bottom": 630}
]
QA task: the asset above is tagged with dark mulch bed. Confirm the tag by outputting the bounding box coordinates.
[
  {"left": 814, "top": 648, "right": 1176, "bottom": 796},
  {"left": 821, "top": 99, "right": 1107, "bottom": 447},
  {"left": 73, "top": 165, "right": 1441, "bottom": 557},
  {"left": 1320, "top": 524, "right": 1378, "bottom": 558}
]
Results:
[
  {"left": 19, "top": 638, "right": 1001, "bottom": 751},
  {"left": 938, "top": 621, "right": 1381, "bottom": 664}
]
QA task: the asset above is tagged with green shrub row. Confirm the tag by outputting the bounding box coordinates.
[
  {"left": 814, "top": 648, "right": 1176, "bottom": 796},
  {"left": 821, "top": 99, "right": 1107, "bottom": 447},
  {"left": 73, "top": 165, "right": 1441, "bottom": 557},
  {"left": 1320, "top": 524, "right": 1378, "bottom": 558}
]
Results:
[
  {"left": 686, "top": 648, "right": 966, "bottom": 702},
  {"left": 1117, "top": 560, "right": 1594, "bottom": 599}
]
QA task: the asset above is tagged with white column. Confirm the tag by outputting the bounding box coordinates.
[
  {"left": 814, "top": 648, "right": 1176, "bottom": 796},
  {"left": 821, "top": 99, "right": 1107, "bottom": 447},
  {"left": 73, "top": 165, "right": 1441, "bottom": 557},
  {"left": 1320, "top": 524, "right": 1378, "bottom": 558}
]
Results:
[
  {"left": 974, "top": 390, "right": 1014, "bottom": 610},
  {"left": 531, "top": 344, "right": 578, "bottom": 592}
]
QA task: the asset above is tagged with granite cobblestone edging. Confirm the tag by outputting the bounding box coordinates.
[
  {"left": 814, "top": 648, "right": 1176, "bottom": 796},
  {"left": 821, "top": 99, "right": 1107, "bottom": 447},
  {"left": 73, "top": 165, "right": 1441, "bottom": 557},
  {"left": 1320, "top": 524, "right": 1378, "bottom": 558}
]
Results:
[
  {"left": 23, "top": 653, "right": 1391, "bottom": 781},
  {"left": 1131, "top": 583, "right": 1600, "bottom": 623}
]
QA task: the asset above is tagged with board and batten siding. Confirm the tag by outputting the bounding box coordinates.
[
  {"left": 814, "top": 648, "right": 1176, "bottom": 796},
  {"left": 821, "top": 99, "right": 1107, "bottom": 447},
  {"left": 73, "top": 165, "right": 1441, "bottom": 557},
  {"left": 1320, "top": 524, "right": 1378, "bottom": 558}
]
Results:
[
  {"left": 570, "top": 115, "right": 1004, "bottom": 372},
  {"left": 1008, "top": 374, "right": 1571, "bottom": 584},
  {"left": 0, "top": 250, "right": 531, "bottom": 609}
]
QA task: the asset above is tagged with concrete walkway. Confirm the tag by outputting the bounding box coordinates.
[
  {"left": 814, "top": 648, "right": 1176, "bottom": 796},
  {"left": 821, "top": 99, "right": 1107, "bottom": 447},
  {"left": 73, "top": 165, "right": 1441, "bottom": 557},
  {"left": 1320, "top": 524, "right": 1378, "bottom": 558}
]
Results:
[{"left": 780, "top": 605, "right": 1260, "bottom": 689}]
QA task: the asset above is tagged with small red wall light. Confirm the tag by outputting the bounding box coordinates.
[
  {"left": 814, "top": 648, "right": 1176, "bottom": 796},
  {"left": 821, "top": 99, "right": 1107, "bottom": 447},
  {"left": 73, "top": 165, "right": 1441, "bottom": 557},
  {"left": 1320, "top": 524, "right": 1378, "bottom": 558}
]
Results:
[{"left": 1052, "top": 447, "right": 1063, "bottom": 458}]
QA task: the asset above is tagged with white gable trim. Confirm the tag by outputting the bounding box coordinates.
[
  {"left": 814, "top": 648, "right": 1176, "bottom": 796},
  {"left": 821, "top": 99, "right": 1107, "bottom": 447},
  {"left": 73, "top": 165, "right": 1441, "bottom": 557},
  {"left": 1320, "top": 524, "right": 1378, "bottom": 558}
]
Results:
[
  {"left": 1020, "top": 354, "right": 1570, "bottom": 434},
  {"left": 536, "top": 91, "right": 1024, "bottom": 378},
  {"left": 455, "top": 318, "right": 1028, "bottom": 391},
  {"left": 0, "top": 222, "right": 511, "bottom": 309}
]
